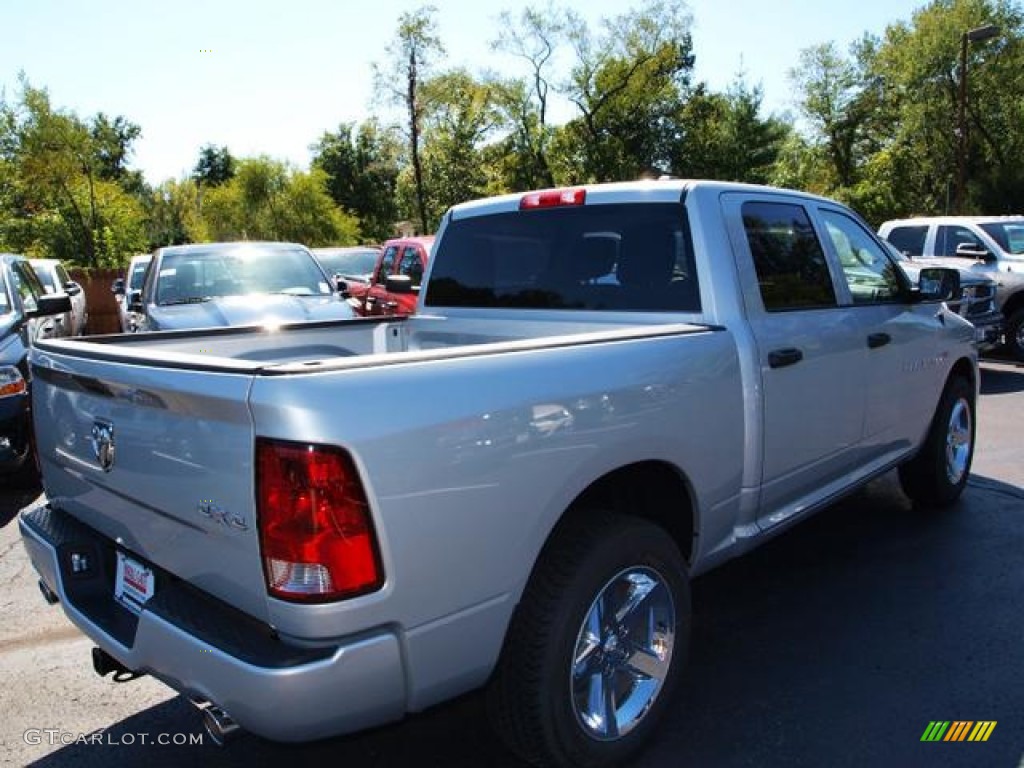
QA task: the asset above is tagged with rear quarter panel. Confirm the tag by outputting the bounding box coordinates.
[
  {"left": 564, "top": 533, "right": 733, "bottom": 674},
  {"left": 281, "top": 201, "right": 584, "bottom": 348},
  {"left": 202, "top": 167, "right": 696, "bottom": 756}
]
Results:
[{"left": 249, "top": 326, "right": 745, "bottom": 703}]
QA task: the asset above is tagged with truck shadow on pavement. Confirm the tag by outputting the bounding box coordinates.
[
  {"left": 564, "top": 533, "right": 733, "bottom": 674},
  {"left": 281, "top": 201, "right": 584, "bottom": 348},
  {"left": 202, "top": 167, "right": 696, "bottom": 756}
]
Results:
[
  {"left": 0, "top": 486, "right": 42, "bottom": 528},
  {"left": 980, "top": 361, "right": 1024, "bottom": 394},
  {"left": 25, "top": 472, "right": 1024, "bottom": 768}
]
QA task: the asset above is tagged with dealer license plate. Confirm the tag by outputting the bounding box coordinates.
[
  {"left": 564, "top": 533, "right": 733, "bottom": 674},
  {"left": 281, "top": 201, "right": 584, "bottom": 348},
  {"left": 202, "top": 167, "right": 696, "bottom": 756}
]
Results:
[{"left": 114, "top": 551, "right": 155, "bottom": 614}]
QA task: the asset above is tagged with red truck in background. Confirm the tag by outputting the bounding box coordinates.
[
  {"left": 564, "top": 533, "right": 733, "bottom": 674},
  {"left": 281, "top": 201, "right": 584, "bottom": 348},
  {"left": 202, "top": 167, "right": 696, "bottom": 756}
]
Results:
[{"left": 354, "top": 235, "right": 434, "bottom": 317}]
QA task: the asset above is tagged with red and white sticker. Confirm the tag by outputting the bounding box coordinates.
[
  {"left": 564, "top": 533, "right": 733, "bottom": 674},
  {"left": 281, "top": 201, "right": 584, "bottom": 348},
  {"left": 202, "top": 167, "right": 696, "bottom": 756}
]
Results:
[{"left": 114, "top": 551, "right": 155, "bottom": 613}]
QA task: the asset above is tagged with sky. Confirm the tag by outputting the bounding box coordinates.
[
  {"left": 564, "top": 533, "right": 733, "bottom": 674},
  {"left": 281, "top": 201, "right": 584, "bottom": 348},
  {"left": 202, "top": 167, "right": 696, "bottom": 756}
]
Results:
[{"left": 1, "top": 0, "right": 928, "bottom": 186}]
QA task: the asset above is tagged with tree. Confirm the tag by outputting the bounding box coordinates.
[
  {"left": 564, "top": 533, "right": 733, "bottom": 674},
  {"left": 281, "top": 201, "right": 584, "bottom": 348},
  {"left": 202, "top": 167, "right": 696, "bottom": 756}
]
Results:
[
  {"left": 672, "top": 77, "right": 790, "bottom": 183},
  {"left": 491, "top": 7, "right": 566, "bottom": 189},
  {"left": 311, "top": 120, "right": 401, "bottom": 241},
  {"left": 0, "top": 77, "right": 147, "bottom": 266},
  {"left": 91, "top": 112, "right": 146, "bottom": 195},
  {"left": 417, "top": 70, "right": 499, "bottom": 227},
  {"left": 788, "top": 41, "right": 878, "bottom": 192},
  {"left": 144, "top": 177, "right": 203, "bottom": 247},
  {"left": 199, "top": 156, "right": 360, "bottom": 245},
  {"left": 193, "top": 144, "right": 236, "bottom": 188},
  {"left": 555, "top": 0, "right": 696, "bottom": 181},
  {"left": 784, "top": 0, "right": 1024, "bottom": 219},
  {"left": 373, "top": 6, "right": 444, "bottom": 234}
]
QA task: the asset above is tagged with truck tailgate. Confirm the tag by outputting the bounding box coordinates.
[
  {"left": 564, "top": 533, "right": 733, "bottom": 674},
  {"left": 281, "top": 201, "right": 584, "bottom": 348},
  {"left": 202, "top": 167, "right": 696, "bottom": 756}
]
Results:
[{"left": 30, "top": 348, "right": 268, "bottom": 622}]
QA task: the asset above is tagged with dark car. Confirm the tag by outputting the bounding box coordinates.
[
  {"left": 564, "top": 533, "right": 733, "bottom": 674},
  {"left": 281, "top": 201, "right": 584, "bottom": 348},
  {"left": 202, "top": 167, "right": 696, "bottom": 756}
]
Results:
[
  {"left": 0, "top": 253, "right": 72, "bottom": 483},
  {"left": 129, "top": 242, "right": 356, "bottom": 332}
]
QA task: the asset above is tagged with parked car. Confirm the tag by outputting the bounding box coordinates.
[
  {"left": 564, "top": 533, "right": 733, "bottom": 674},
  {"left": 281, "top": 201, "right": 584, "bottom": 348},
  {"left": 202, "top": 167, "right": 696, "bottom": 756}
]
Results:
[
  {"left": 311, "top": 246, "right": 381, "bottom": 286},
  {"left": 359, "top": 235, "right": 434, "bottom": 316},
  {"left": 22, "top": 180, "right": 975, "bottom": 766},
  {"left": 0, "top": 253, "right": 71, "bottom": 483},
  {"left": 111, "top": 254, "right": 152, "bottom": 332},
  {"left": 880, "top": 239, "right": 1003, "bottom": 351},
  {"left": 128, "top": 242, "right": 355, "bottom": 332},
  {"left": 878, "top": 216, "right": 1024, "bottom": 359},
  {"left": 29, "top": 259, "right": 86, "bottom": 336}
]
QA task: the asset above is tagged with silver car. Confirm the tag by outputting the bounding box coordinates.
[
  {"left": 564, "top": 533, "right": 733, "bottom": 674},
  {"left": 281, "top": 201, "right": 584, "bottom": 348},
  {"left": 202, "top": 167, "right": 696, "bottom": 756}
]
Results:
[
  {"left": 111, "top": 254, "right": 152, "bottom": 332},
  {"left": 130, "top": 242, "right": 355, "bottom": 332},
  {"left": 29, "top": 259, "right": 87, "bottom": 336}
]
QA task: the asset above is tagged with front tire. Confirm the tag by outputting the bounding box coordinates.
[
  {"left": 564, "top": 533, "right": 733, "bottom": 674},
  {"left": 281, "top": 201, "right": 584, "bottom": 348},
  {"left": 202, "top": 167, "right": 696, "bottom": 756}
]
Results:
[
  {"left": 898, "top": 375, "right": 975, "bottom": 507},
  {"left": 1005, "top": 308, "right": 1024, "bottom": 363},
  {"left": 487, "top": 512, "right": 690, "bottom": 768}
]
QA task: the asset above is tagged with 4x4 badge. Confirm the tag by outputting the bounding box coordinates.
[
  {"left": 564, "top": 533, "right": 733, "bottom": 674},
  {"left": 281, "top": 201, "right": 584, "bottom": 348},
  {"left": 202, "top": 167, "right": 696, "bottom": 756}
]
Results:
[{"left": 90, "top": 419, "right": 115, "bottom": 471}]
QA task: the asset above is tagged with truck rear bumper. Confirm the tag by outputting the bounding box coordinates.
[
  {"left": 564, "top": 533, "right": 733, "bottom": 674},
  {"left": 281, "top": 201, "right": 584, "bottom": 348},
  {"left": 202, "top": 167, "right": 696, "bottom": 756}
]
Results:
[{"left": 19, "top": 503, "right": 407, "bottom": 742}]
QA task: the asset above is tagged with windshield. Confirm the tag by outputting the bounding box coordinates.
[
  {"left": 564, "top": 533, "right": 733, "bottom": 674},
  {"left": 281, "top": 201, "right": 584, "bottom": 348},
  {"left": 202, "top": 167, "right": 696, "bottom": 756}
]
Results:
[
  {"left": 979, "top": 220, "right": 1024, "bottom": 255},
  {"left": 314, "top": 248, "right": 379, "bottom": 277},
  {"left": 155, "top": 245, "right": 331, "bottom": 305}
]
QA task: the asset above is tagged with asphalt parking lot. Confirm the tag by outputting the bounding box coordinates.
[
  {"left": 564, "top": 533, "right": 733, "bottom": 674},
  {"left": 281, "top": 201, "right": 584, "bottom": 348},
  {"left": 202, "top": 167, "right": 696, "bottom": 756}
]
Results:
[{"left": 1, "top": 359, "right": 1022, "bottom": 768}]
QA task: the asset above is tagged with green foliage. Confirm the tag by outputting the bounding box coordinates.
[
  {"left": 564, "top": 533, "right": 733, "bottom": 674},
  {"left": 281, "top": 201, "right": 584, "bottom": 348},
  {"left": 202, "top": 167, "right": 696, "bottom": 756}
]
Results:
[
  {"left": 311, "top": 121, "right": 401, "bottom": 242},
  {"left": 787, "top": 0, "right": 1024, "bottom": 218},
  {"left": 417, "top": 70, "right": 499, "bottom": 226},
  {"left": 373, "top": 5, "right": 445, "bottom": 234},
  {"left": 193, "top": 144, "right": 236, "bottom": 188},
  {"left": 0, "top": 77, "right": 147, "bottom": 266},
  {"left": 145, "top": 177, "right": 203, "bottom": 247},
  {"left": 198, "top": 157, "right": 359, "bottom": 246},
  {"left": 672, "top": 78, "right": 790, "bottom": 183},
  {"left": 558, "top": 0, "right": 696, "bottom": 181},
  {"left": 490, "top": 7, "right": 565, "bottom": 189}
]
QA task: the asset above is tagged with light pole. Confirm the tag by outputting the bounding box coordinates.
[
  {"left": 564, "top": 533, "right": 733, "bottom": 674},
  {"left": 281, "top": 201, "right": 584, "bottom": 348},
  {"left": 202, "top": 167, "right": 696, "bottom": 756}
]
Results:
[{"left": 956, "top": 23, "right": 1000, "bottom": 214}]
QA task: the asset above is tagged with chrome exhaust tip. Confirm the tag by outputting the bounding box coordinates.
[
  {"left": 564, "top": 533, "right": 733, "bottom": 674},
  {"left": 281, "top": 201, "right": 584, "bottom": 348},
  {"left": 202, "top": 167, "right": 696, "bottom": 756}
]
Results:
[
  {"left": 38, "top": 579, "right": 59, "bottom": 605},
  {"left": 202, "top": 705, "right": 242, "bottom": 746}
]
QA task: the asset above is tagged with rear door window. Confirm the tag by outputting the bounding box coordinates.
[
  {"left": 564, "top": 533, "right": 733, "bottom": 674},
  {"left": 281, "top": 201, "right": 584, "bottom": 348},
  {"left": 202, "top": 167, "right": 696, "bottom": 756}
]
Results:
[
  {"left": 424, "top": 203, "right": 699, "bottom": 312},
  {"left": 741, "top": 201, "right": 837, "bottom": 311},
  {"left": 884, "top": 226, "right": 928, "bottom": 256}
]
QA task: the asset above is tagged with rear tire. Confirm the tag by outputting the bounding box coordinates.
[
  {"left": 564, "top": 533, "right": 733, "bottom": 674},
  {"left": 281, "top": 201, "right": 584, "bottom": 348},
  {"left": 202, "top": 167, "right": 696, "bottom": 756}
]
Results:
[
  {"left": 487, "top": 512, "right": 689, "bottom": 768},
  {"left": 898, "top": 375, "right": 974, "bottom": 507}
]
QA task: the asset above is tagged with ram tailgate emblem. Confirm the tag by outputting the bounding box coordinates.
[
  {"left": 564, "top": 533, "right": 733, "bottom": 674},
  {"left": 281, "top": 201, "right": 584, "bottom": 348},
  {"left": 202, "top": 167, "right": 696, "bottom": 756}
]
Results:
[{"left": 90, "top": 419, "right": 116, "bottom": 472}]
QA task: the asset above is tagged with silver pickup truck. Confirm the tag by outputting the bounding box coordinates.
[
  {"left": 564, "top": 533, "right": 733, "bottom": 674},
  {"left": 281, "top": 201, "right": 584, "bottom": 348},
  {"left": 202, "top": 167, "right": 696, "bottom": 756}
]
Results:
[{"left": 21, "top": 181, "right": 978, "bottom": 767}]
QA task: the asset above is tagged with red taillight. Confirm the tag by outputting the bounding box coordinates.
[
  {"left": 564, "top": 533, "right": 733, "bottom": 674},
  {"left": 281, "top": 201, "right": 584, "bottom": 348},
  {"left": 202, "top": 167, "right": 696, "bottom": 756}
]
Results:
[
  {"left": 519, "top": 187, "right": 586, "bottom": 210},
  {"left": 256, "top": 438, "right": 383, "bottom": 602}
]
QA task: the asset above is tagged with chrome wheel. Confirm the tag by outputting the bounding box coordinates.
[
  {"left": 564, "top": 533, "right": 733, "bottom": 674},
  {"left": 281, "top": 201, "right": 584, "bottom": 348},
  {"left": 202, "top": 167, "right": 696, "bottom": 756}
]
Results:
[
  {"left": 945, "top": 396, "right": 973, "bottom": 485},
  {"left": 571, "top": 567, "right": 675, "bottom": 741}
]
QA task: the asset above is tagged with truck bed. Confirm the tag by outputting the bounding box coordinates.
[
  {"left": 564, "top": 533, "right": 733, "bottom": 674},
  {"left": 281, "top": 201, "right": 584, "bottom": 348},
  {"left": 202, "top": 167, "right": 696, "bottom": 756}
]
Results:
[{"left": 33, "top": 312, "right": 709, "bottom": 372}]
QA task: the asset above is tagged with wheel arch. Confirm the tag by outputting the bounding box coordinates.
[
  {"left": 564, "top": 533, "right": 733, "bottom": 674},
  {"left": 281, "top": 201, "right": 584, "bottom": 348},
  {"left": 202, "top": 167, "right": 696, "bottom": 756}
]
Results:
[
  {"left": 526, "top": 460, "right": 697, "bottom": 587},
  {"left": 1000, "top": 286, "right": 1024, "bottom": 320},
  {"left": 948, "top": 355, "right": 977, "bottom": 398}
]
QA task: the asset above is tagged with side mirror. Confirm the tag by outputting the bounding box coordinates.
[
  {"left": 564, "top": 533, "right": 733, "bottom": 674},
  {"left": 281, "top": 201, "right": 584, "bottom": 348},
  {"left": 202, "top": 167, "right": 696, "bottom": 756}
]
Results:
[
  {"left": 64, "top": 280, "right": 82, "bottom": 296},
  {"left": 28, "top": 293, "right": 73, "bottom": 318},
  {"left": 112, "top": 278, "right": 126, "bottom": 295},
  {"left": 127, "top": 290, "right": 144, "bottom": 313},
  {"left": 385, "top": 274, "right": 416, "bottom": 294},
  {"left": 955, "top": 242, "right": 992, "bottom": 261},
  {"left": 917, "top": 267, "right": 961, "bottom": 302},
  {"left": 333, "top": 275, "right": 350, "bottom": 297}
]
